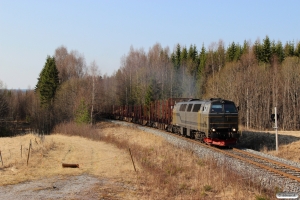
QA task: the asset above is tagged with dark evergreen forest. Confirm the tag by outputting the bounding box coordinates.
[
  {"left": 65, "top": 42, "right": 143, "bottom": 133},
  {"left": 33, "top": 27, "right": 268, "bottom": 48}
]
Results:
[{"left": 1, "top": 36, "right": 300, "bottom": 135}]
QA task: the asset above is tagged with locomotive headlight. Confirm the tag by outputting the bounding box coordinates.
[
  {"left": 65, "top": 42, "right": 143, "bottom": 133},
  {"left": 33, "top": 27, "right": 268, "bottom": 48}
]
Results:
[
  {"left": 232, "top": 128, "right": 236, "bottom": 132},
  {"left": 212, "top": 128, "right": 216, "bottom": 132}
]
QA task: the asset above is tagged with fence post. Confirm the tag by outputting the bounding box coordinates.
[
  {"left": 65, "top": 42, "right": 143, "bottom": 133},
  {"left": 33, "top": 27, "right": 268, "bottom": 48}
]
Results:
[
  {"left": 128, "top": 148, "right": 136, "bottom": 172},
  {"left": 0, "top": 151, "right": 3, "bottom": 166},
  {"left": 27, "top": 140, "right": 32, "bottom": 166}
]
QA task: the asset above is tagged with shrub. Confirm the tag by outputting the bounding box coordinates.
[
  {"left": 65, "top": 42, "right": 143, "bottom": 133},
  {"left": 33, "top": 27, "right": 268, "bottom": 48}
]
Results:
[{"left": 75, "top": 100, "right": 90, "bottom": 124}]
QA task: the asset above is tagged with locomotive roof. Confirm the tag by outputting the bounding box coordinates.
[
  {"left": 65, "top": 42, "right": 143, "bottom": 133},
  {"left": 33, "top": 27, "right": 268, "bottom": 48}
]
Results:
[{"left": 175, "top": 98, "right": 234, "bottom": 104}]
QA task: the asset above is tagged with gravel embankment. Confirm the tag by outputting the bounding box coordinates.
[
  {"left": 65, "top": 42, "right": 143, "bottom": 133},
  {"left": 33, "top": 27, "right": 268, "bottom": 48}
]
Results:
[{"left": 111, "top": 120, "right": 300, "bottom": 194}]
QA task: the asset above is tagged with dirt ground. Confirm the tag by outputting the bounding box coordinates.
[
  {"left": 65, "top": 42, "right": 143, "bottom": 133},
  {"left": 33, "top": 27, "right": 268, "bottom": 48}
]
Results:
[{"left": 0, "top": 122, "right": 146, "bottom": 200}]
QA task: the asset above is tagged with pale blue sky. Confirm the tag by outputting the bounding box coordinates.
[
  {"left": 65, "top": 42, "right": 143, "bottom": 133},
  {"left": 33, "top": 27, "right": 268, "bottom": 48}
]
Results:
[{"left": 1, "top": 0, "right": 299, "bottom": 89}]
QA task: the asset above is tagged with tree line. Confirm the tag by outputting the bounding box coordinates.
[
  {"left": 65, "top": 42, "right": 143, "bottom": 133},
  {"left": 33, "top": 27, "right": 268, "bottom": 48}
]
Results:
[
  {"left": 1, "top": 36, "right": 300, "bottom": 136},
  {"left": 108, "top": 36, "right": 300, "bottom": 130}
]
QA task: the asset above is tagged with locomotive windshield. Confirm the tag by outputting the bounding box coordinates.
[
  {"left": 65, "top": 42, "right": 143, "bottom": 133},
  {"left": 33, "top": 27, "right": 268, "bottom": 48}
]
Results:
[{"left": 211, "top": 103, "right": 237, "bottom": 113}]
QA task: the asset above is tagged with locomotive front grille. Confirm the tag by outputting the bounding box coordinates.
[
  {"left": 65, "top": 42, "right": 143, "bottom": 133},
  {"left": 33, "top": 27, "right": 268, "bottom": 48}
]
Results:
[{"left": 209, "top": 115, "right": 238, "bottom": 129}]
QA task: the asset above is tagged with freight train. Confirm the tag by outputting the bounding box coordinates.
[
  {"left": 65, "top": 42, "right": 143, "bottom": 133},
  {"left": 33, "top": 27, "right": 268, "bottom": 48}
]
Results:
[{"left": 111, "top": 98, "right": 240, "bottom": 146}]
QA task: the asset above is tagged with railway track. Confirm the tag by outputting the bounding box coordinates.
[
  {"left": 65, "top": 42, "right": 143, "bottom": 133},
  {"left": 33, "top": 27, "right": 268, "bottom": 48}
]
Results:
[
  {"left": 162, "top": 127, "right": 300, "bottom": 183},
  {"left": 218, "top": 147, "right": 300, "bottom": 183}
]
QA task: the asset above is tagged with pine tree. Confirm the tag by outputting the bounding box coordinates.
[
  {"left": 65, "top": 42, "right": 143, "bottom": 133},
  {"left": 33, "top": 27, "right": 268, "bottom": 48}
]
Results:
[
  {"left": 198, "top": 45, "right": 206, "bottom": 76},
  {"left": 242, "top": 40, "right": 250, "bottom": 54},
  {"left": 234, "top": 43, "right": 243, "bottom": 61},
  {"left": 226, "top": 42, "right": 236, "bottom": 62},
  {"left": 170, "top": 44, "right": 183, "bottom": 98},
  {"left": 188, "top": 44, "right": 198, "bottom": 62},
  {"left": 174, "top": 44, "right": 181, "bottom": 70},
  {"left": 187, "top": 44, "right": 199, "bottom": 76},
  {"left": 181, "top": 46, "right": 188, "bottom": 64},
  {"left": 262, "top": 35, "right": 271, "bottom": 63},
  {"left": 35, "top": 56, "right": 60, "bottom": 107},
  {"left": 275, "top": 41, "right": 285, "bottom": 63},
  {"left": 284, "top": 41, "right": 295, "bottom": 57},
  {"left": 271, "top": 40, "right": 276, "bottom": 56},
  {"left": 253, "top": 40, "right": 263, "bottom": 62},
  {"left": 196, "top": 44, "right": 207, "bottom": 98}
]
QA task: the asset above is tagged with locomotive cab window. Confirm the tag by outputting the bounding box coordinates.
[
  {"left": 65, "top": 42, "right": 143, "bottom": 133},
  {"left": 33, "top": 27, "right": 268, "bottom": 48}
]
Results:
[
  {"left": 224, "top": 103, "right": 237, "bottom": 113},
  {"left": 179, "top": 104, "right": 187, "bottom": 111},
  {"left": 210, "top": 103, "right": 238, "bottom": 113},
  {"left": 187, "top": 104, "right": 193, "bottom": 112},
  {"left": 211, "top": 104, "right": 223, "bottom": 113},
  {"left": 192, "top": 104, "right": 201, "bottom": 112}
]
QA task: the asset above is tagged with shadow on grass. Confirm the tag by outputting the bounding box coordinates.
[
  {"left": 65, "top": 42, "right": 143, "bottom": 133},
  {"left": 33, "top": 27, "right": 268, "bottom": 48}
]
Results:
[{"left": 236, "top": 130, "right": 300, "bottom": 151}]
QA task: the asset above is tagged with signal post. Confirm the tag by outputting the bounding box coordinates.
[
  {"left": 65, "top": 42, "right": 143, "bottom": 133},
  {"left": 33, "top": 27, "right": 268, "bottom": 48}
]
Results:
[{"left": 271, "top": 107, "right": 279, "bottom": 152}]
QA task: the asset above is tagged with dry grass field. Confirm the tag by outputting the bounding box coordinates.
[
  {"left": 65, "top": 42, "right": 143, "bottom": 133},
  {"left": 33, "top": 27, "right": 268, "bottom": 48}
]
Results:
[
  {"left": 0, "top": 131, "right": 139, "bottom": 199},
  {"left": 2, "top": 121, "right": 298, "bottom": 199},
  {"left": 263, "top": 131, "right": 300, "bottom": 163},
  {"left": 0, "top": 133, "right": 138, "bottom": 184},
  {"left": 238, "top": 128, "right": 300, "bottom": 163}
]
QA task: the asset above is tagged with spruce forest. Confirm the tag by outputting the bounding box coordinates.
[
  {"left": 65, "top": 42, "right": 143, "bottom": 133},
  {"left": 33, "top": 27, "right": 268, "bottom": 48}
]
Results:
[{"left": 1, "top": 36, "right": 300, "bottom": 135}]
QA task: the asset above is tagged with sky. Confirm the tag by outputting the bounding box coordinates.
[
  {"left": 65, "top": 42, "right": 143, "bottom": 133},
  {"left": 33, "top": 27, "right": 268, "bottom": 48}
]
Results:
[{"left": 1, "top": 0, "right": 299, "bottom": 89}]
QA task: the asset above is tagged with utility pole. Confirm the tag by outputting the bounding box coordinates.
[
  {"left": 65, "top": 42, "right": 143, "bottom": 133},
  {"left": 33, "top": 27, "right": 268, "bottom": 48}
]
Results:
[{"left": 274, "top": 107, "right": 278, "bottom": 152}]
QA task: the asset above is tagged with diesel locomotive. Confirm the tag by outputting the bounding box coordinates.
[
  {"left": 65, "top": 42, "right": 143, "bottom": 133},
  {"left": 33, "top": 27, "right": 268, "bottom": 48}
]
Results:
[
  {"left": 170, "top": 98, "right": 240, "bottom": 146},
  {"left": 110, "top": 98, "right": 240, "bottom": 146}
]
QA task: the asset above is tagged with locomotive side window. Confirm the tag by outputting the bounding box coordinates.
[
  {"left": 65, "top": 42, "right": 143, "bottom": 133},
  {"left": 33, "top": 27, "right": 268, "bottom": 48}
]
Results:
[
  {"left": 224, "top": 103, "right": 237, "bottom": 113},
  {"left": 179, "top": 104, "right": 184, "bottom": 111},
  {"left": 192, "top": 104, "right": 201, "bottom": 112},
  {"left": 187, "top": 104, "right": 193, "bottom": 112},
  {"left": 179, "top": 104, "right": 187, "bottom": 111}
]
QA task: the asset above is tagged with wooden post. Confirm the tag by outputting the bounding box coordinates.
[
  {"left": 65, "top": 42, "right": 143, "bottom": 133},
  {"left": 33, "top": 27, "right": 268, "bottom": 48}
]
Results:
[
  {"left": 0, "top": 151, "right": 3, "bottom": 166},
  {"left": 21, "top": 145, "right": 22, "bottom": 158},
  {"left": 128, "top": 148, "right": 136, "bottom": 172},
  {"left": 27, "top": 140, "right": 31, "bottom": 166},
  {"left": 62, "top": 163, "right": 79, "bottom": 168}
]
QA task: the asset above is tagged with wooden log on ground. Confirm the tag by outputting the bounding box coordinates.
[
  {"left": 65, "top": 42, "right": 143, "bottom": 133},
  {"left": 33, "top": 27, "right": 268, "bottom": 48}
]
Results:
[{"left": 62, "top": 163, "right": 79, "bottom": 168}]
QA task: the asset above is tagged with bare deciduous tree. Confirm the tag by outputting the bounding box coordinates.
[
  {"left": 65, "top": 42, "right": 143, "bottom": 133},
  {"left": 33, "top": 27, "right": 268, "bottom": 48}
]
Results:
[
  {"left": 88, "top": 61, "right": 101, "bottom": 124},
  {"left": 55, "top": 46, "right": 87, "bottom": 83},
  {"left": 0, "top": 80, "right": 8, "bottom": 118}
]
